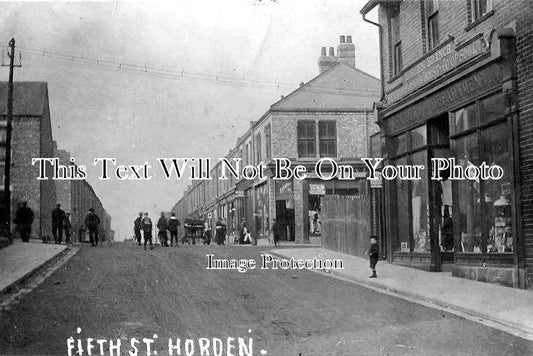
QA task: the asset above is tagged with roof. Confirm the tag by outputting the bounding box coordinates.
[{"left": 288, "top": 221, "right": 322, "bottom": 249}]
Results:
[
  {"left": 0, "top": 82, "right": 48, "bottom": 117},
  {"left": 360, "top": 0, "right": 401, "bottom": 15},
  {"left": 270, "top": 63, "right": 380, "bottom": 111}
]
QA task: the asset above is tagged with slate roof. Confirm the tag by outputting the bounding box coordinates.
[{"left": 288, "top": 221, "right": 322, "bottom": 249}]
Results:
[
  {"left": 270, "top": 63, "right": 380, "bottom": 111},
  {"left": 0, "top": 82, "right": 48, "bottom": 117}
]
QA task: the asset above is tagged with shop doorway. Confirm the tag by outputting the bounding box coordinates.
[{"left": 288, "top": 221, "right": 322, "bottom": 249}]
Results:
[{"left": 276, "top": 200, "right": 295, "bottom": 241}]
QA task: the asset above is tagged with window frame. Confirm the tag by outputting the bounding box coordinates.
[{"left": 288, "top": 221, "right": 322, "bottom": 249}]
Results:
[
  {"left": 425, "top": 0, "right": 439, "bottom": 51},
  {"left": 318, "top": 120, "right": 337, "bottom": 158},
  {"left": 297, "top": 120, "right": 317, "bottom": 158}
]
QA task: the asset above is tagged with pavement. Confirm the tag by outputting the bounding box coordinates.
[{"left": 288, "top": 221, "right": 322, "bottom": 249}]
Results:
[
  {"left": 271, "top": 247, "right": 533, "bottom": 341},
  {"left": 0, "top": 240, "right": 68, "bottom": 294}
]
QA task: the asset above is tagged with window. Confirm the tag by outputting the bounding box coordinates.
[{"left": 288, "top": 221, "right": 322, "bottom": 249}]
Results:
[
  {"left": 425, "top": 0, "right": 439, "bottom": 51},
  {"left": 298, "top": 121, "right": 337, "bottom": 158},
  {"left": 470, "top": 0, "right": 492, "bottom": 22},
  {"left": 264, "top": 124, "right": 271, "bottom": 159},
  {"left": 451, "top": 96, "right": 513, "bottom": 254},
  {"left": 319, "top": 121, "right": 336, "bottom": 157},
  {"left": 390, "top": 11, "right": 402, "bottom": 75},
  {"left": 297, "top": 121, "right": 316, "bottom": 158}
]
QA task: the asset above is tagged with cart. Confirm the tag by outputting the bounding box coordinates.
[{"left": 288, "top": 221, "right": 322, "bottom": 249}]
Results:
[{"left": 182, "top": 218, "right": 205, "bottom": 245}]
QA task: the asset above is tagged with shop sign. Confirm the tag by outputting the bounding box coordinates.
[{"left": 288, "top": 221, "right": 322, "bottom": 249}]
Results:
[
  {"left": 275, "top": 181, "right": 293, "bottom": 200},
  {"left": 370, "top": 172, "right": 382, "bottom": 189},
  {"left": 385, "top": 63, "right": 502, "bottom": 135},
  {"left": 385, "top": 36, "right": 488, "bottom": 106},
  {"left": 309, "top": 183, "right": 326, "bottom": 195}
]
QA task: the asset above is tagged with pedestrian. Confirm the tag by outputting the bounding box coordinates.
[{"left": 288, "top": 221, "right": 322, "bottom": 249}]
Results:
[
  {"left": 64, "top": 212, "right": 72, "bottom": 244},
  {"left": 14, "top": 201, "right": 34, "bottom": 242},
  {"left": 141, "top": 212, "right": 153, "bottom": 250},
  {"left": 157, "top": 212, "right": 169, "bottom": 247},
  {"left": 366, "top": 235, "right": 380, "bottom": 278},
  {"left": 52, "top": 203, "right": 66, "bottom": 244},
  {"left": 238, "top": 219, "right": 247, "bottom": 245},
  {"left": 134, "top": 212, "right": 143, "bottom": 246},
  {"left": 271, "top": 218, "right": 281, "bottom": 247},
  {"left": 84, "top": 208, "right": 101, "bottom": 247},
  {"left": 167, "top": 213, "right": 180, "bottom": 246},
  {"left": 78, "top": 224, "right": 86, "bottom": 243},
  {"left": 215, "top": 217, "right": 226, "bottom": 245},
  {"left": 243, "top": 226, "right": 252, "bottom": 244},
  {"left": 203, "top": 221, "right": 212, "bottom": 245}
]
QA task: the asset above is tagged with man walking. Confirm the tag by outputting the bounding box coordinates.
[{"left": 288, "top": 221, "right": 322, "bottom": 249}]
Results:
[
  {"left": 215, "top": 217, "right": 226, "bottom": 245},
  {"left": 141, "top": 212, "right": 153, "bottom": 250},
  {"left": 84, "top": 208, "right": 101, "bottom": 247},
  {"left": 271, "top": 218, "right": 281, "bottom": 247},
  {"left": 64, "top": 212, "right": 72, "bottom": 244},
  {"left": 167, "top": 213, "right": 180, "bottom": 246},
  {"left": 134, "top": 212, "right": 143, "bottom": 246},
  {"left": 157, "top": 212, "right": 169, "bottom": 247},
  {"left": 52, "top": 203, "right": 66, "bottom": 244},
  {"left": 15, "top": 201, "right": 34, "bottom": 242}
]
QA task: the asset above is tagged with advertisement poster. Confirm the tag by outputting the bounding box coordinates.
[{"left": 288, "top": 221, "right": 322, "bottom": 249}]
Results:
[{"left": 1, "top": 0, "right": 533, "bottom": 355}]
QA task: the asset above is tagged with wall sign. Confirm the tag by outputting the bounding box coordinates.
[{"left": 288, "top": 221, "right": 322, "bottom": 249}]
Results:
[{"left": 385, "top": 36, "right": 488, "bottom": 106}]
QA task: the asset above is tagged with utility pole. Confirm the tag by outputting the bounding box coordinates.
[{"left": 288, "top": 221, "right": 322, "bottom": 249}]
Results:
[{"left": 2, "top": 38, "right": 22, "bottom": 243}]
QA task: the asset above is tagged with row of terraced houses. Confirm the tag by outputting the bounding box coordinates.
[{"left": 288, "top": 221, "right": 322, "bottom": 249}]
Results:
[
  {"left": 0, "top": 82, "right": 113, "bottom": 242},
  {"left": 173, "top": 0, "right": 533, "bottom": 290}
]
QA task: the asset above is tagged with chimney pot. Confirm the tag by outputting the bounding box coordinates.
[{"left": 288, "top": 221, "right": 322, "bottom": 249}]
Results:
[
  {"left": 328, "top": 47, "right": 335, "bottom": 56},
  {"left": 281, "top": 95, "right": 285, "bottom": 99},
  {"left": 340, "top": 35, "right": 345, "bottom": 43},
  {"left": 346, "top": 35, "right": 352, "bottom": 43},
  {"left": 299, "top": 82, "right": 304, "bottom": 88},
  {"left": 321, "top": 47, "right": 326, "bottom": 56}
]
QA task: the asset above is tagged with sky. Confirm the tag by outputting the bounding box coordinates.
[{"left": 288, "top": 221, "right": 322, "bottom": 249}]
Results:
[{"left": 0, "top": 0, "right": 380, "bottom": 240}]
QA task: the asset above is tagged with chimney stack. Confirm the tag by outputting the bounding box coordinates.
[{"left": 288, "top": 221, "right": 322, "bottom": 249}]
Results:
[
  {"left": 318, "top": 46, "right": 337, "bottom": 74},
  {"left": 318, "top": 36, "right": 356, "bottom": 74},
  {"left": 337, "top": 34, "right": 355, "bottom": 67}
]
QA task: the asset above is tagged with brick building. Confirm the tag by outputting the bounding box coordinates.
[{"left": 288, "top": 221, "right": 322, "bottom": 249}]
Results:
[
  {"left": 54, "top": 143, "right": 113, "bottom": 242},
  {"left": 0, "top": 82, "right": 56, "bottom": 239},
  {"left": 361, "top": 0, "right": 533, "bottom": 288},
  {"left": 173, "top": 36, "right": 380, "bottom": 244}
]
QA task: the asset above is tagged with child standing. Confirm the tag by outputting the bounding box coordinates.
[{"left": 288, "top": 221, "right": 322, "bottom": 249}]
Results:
[{"left": 367, "top": 235, "right": 380, "bottom": 278}]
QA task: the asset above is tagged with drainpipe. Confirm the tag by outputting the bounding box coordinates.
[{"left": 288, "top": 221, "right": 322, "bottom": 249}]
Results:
[{"left": 362, "top": 13, "right": 385, "bottom": 102}]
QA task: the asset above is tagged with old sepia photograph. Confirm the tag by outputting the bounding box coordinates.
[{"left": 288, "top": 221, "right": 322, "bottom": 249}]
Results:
[{"left": 1, "top": 0, "right": 533, "bottom": 355}]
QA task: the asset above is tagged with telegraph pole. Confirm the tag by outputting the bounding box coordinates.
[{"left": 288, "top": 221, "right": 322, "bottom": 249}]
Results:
[{"left": 2, "top": 38, "right": 22, "bottom": 243}]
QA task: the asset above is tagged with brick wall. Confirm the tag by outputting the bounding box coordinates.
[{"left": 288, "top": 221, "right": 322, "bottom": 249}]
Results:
[
  {"left": 271, "top": 111, "right": 371, "bottom": 160},
  {"left": 40, "top": 96, "right": 56, "bottom": 237},
  {"left": 9, "top": 118, "right": 43, "bottom": 237},
  {"left": 515, "top": 0, "right": 533, "bottom": 288}
]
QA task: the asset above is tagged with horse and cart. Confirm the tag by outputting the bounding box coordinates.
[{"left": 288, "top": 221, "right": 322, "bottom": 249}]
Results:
[{"left": 182, "top": 218, "right": 208, "bottom": 245}]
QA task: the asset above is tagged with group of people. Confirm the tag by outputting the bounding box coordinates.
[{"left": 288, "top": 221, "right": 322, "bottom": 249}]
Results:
[
  {"left": 13, "top": 202, "right": 101, "bottom": 246},
  {"left": 133, "top": 212, "right": 181, "bottom": 250},
  {"left": 52, "top": 203, "right": 101, "bottom": 246}
]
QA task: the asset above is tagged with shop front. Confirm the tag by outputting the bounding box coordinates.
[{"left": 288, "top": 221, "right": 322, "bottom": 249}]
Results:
[{"left": 379, "top": 32, "right": 522, "bottom": 287}]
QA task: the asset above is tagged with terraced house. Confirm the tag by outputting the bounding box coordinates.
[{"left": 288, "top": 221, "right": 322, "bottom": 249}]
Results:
[
  {"left": 173, "top": 36, "right": 381, "bottom": 245},
  {"left": 361, "top": 0, "right": 533, "bottom": 288}
]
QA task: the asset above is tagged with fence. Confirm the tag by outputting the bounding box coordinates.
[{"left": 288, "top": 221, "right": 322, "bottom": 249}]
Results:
[{"left": 321, "top": 194, "right": 371, "bottom": 258}]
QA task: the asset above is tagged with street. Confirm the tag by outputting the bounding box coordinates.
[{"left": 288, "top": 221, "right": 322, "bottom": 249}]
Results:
[{"left": 0, "top": 243, "right": 532, "bottom": 356}]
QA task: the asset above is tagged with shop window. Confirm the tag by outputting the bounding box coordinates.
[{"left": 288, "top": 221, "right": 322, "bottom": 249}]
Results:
[
  {"left": 411, "top": 125, "right": 427, "bottom": 150},
  {"left": 319, "top": 121, "right": 337, "bottom": 157},
  {"left": 453, "top": 117, "right": 512, "bottom": 254},
  {"left": 482, "top": 123, "right": 512, "bottom": 253},
  {"left": 411, "top": 150, "right": 430, "bottom": 252},
  {"left": 297, "top": 121, "right": 316, "bottom": 158},
  {"left": 469, "top": 0, "right": 492, "bottom": 22},
  {"left": 390, "top": 132, "right": 408, "bottom": 157},
  {"left": 425, "top": 0, "right": 439, "bottom": 51},
  {"left": 451, "top": 103, "right": 477, "bottom": 134},
  {"left": 480, "top": 92, "right": 506, "bottom": 124},
  {"left": 395, "top": 156, "right": 410, "bottom": 252}
]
